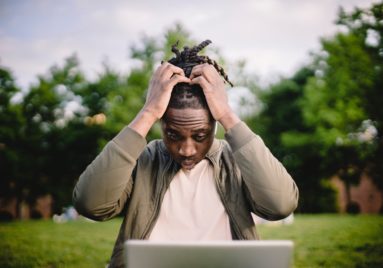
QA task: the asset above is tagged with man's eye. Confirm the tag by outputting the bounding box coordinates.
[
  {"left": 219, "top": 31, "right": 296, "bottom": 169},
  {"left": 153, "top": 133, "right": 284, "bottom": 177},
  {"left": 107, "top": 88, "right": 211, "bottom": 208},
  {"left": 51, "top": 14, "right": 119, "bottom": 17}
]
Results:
[
  {"left": 167, "top": 132, "right": 180, "bottom": 141},
  {"left": 194, "top": 135, "right": 207, "bottom": 142}
]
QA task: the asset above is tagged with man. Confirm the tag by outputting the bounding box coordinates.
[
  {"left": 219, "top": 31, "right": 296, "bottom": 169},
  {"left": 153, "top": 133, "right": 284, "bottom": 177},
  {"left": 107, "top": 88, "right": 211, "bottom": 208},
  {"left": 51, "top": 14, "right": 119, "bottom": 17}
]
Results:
[{"left": 73, "top": 40, "right": 299, "bottom": 267}]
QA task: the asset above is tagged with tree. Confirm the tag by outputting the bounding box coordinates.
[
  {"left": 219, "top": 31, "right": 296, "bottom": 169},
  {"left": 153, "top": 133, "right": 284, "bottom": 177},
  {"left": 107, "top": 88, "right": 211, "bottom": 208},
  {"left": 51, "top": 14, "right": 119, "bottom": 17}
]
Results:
[
  {"left": 250, "top": 2, "right": 383, "bottom": 213},
  {"left": 17, "top": 54, "right": 93, "bottom": 213},
  {"left": 302, "top": 2, "right": 383, "bottom": 211},
  {"left": 0, "top": 67, "right": 25, "bottom": 216},
  {"left": 247, "top": 67, "right": 338, "bottom": 212}
]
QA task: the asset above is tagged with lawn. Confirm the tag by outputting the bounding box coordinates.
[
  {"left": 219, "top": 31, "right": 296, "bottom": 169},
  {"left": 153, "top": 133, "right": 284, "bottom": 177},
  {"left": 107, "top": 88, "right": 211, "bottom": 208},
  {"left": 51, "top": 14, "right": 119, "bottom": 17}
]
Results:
[
  {"left": 0, "top": 214, "right": 382, "bottom": 267},
  {"left": 258, "top": 214, "right": 383, "bottom": 267}
]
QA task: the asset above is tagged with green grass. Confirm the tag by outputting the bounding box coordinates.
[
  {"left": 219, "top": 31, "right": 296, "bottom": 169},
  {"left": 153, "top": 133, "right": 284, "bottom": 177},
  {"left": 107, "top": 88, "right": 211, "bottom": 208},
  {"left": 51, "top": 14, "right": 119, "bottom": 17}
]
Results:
[
  {"left": 0, "top": 214, "right": 382, "bottom": 267},
  {"left": 0, "top": 218, "right": 121, "bottom": 268},
  {"left": 258, "top": 214, "right": 383, "bottom": 268}
]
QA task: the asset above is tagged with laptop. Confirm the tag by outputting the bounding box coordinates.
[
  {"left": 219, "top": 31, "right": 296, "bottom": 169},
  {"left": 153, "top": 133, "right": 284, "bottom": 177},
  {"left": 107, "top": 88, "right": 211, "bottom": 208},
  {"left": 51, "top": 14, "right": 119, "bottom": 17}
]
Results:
[{"left": 124, "top": 240, "right": 293, "bottom": 268}]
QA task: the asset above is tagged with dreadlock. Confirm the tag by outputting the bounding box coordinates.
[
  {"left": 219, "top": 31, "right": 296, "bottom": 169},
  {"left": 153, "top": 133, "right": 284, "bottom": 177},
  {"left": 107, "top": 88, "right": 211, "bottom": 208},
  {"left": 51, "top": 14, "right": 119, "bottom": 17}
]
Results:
[
  {"left": 168, "top": 40, "right": 233, "bottom": 86},
  {"left": 165, "top": 40, "right": 232, "bottom": 112}
]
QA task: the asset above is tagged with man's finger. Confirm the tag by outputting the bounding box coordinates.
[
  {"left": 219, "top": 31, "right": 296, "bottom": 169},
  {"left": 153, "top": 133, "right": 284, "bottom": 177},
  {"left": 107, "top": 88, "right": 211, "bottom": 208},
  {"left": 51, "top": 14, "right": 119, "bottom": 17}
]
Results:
[
  {"left": 167, "top": 75, "right": 191, "bottom": 89},
  {"left": 190, "top": 64, "right": 213, "bottom": 83},
  {"left": 190, "top": 76, "right": 210, "bottom": 90},
  {"left": 189, "top": 65, "right": 204, "bottom": 80},
  {"left": 162, "top": 63, "right": 186, "bottom": 79}
]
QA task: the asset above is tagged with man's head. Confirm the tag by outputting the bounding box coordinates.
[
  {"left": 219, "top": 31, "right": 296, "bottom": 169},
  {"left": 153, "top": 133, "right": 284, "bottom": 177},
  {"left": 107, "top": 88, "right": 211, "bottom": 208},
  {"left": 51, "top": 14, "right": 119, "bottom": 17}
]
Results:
[
  {"left": 161, "top": 40, "right": 231, "bottom": 170},
  {"left": 162, "top": 82, "right": 215, "bottom": 170}
]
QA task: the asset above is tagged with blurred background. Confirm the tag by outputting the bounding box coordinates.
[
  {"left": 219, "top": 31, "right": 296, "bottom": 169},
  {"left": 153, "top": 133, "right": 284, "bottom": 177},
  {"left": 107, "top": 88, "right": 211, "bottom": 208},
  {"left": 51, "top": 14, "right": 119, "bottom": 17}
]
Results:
[{"left": 0, "top": 0, "right": 383, "bottom": 266}]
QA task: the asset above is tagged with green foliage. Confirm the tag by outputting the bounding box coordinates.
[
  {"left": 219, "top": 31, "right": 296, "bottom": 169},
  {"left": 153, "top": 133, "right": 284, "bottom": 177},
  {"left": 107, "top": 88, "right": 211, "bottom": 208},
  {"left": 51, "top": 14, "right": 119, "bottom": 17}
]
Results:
[
  {"left": 302, "top": 2, "right": 383, "bottom": 193},
  {"left": 0, "top": 67, "right": 24, "bottom": 200},
  {"left": 303, "top": 33, "right": 372, "bottom": 144},
  {"left": 16, "top": 55, "right": 95, "bottom": 210},
  {"left": 246, "top": 67, "right": 339, "bottom": 212},
  {"left": 75, "top": 64, "right": 115, "bottom": 115},
  {"left": 249, "top": 1, "right": 383, "bottom": 212}
]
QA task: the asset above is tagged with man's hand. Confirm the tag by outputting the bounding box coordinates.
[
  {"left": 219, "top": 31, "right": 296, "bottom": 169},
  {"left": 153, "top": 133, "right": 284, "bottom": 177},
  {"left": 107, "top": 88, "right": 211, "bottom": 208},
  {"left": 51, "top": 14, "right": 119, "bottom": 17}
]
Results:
[
  {"left": 144, "top": 62, "right": 190, "bottom": 119},
  {"left": 190, "top": 63, "right": 240, "bottom": 130},
  {"left": 129, "top": 63, "right": 190, "bottom": 138}
]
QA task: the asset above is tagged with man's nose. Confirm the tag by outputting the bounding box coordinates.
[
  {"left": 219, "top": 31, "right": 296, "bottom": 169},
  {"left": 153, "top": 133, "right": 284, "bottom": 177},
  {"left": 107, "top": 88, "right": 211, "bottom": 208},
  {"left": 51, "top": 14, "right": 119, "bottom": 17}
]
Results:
[{"left": 179, "top": 139, "right": 197, "bottom": 157}]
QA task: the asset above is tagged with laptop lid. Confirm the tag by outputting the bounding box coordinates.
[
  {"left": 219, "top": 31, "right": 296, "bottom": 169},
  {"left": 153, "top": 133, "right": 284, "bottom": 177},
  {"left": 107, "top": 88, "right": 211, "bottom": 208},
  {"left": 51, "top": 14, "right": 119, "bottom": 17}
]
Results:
[{"left": 124, "top": 240, "right": 293, "bottom": 268}]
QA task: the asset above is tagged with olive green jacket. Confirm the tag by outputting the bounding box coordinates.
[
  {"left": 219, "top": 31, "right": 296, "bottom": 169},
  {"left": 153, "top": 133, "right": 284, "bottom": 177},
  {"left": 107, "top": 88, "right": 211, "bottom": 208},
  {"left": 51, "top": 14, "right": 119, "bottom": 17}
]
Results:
[{"left": 73, "top": 121, "right": 299, "bottom": 267}]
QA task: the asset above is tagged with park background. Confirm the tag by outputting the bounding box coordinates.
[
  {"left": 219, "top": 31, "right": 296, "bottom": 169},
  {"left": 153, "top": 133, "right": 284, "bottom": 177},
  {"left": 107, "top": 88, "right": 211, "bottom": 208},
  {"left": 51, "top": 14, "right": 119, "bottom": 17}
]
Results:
[{"left": 1, "top": 0, "right": 382, "bottom": 267}]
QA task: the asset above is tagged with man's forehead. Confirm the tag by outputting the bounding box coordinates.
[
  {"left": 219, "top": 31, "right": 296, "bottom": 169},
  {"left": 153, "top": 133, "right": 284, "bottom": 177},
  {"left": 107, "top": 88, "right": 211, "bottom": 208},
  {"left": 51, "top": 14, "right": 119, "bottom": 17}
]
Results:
[
  {"left": 165, "top": 125, "right": 211, "bottom": 133},
  {"left": 163, "top": 108, "right": 213, "bottom": 128}
]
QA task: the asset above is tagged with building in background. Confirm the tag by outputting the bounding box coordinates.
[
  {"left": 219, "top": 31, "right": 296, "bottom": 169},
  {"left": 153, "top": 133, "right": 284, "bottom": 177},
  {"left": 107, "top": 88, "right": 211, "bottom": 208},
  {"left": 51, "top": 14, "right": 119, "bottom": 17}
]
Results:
[{"left": 332, "top": 174, "right": 383, "bottom": 214}]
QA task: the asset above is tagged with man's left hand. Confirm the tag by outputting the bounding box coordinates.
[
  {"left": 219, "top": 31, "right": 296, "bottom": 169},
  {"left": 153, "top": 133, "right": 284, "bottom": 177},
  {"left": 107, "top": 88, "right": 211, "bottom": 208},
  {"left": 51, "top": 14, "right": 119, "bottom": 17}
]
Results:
[{"left": 190, "top": 63, "right": 240, "bottom": 130}]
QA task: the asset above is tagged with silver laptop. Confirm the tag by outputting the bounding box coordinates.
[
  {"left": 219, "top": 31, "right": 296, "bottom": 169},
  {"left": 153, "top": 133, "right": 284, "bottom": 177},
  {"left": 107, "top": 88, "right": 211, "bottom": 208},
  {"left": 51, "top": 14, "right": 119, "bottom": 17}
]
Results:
[{"left": 124, "top": 240, "right": 293, "bottom": 268}]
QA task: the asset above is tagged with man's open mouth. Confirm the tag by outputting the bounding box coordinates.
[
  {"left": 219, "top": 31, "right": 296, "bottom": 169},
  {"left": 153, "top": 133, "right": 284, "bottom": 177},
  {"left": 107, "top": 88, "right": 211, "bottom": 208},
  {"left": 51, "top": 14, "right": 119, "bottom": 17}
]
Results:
[{"left": 181, "top": 159, "right": 195, "bottom": 170}]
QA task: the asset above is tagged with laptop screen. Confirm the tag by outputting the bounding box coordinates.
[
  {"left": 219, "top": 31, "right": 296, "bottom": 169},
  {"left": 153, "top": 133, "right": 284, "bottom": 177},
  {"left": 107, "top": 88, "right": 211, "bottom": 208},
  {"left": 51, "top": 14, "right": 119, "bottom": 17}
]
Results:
[{"left": 124, "top": 240, "right": 293, "bottom": 268}]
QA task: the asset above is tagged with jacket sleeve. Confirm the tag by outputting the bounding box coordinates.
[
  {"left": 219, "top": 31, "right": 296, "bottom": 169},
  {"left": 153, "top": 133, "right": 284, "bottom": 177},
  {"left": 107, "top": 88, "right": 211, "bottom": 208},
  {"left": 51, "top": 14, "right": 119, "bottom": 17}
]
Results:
[
  {"left": 225, "top": 121, "right": 299, "bottom": 220},
  {"left": 72, "top": 126, "right": 147, "bottom": 221}
]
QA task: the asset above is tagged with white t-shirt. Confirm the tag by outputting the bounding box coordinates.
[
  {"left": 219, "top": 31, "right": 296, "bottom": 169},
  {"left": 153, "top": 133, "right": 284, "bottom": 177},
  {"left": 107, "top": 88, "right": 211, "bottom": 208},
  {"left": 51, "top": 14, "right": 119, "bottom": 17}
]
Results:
[{"left": 149, "top": 159, "right": 232, "bottom": 241}]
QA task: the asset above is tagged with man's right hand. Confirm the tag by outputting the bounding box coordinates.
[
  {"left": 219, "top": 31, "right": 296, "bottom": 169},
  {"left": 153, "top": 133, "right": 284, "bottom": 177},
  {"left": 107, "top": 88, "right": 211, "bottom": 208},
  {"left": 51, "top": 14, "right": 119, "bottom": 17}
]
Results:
[
  {"left": 128, "top": 62, "right": 190, "bottom": 138},
  {"left": 143, "top": 62, "right": 190, "bottom": 120}
]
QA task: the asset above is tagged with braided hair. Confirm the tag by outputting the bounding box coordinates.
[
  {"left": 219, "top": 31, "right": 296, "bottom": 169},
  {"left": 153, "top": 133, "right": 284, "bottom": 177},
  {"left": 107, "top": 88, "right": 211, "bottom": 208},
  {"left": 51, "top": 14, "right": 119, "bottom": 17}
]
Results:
[
  {"left": 165, "top": 40, "right": 232, "bottom": 112},
  {"left": 168, "top": 40, "right": 233, "bottom": 86}
]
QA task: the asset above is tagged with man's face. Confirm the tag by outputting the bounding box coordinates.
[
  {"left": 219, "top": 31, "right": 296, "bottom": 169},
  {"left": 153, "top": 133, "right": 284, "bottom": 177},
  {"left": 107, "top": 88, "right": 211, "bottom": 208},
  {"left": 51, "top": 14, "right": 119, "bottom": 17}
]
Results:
[{"left": 162, "top": 107, "right": 215, "bottom": 171}]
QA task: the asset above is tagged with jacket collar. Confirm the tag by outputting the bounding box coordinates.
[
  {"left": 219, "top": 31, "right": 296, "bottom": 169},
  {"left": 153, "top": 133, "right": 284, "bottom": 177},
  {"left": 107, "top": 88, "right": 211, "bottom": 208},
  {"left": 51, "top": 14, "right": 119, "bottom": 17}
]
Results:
[{"left": 206, "top": 138, "right": 221, "bottom": 158}]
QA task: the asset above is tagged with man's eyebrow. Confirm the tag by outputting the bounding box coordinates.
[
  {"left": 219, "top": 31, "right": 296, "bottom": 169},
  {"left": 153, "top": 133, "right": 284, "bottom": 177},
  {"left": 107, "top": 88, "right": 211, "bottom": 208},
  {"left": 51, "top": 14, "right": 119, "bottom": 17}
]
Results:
[
  {"left": 164, "top": 127, "right": 180, "bottom": 133},
  {"left": 191, "top": 128, "right": 211, "bottom": 133}
]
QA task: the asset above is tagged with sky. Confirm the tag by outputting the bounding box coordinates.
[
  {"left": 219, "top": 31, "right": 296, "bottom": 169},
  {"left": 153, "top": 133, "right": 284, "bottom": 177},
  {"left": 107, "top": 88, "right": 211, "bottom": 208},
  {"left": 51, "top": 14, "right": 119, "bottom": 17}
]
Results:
[{"left": 0, "top": 0, "right": 378, "bottom": 91}]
